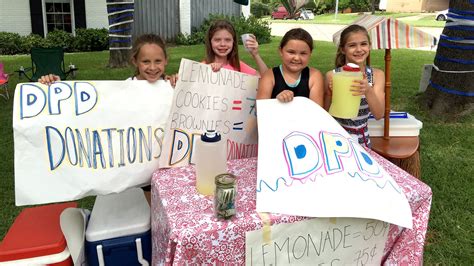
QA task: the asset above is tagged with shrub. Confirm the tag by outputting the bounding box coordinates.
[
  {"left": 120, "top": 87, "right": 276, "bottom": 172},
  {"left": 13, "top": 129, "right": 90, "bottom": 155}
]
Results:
[
  {"left": 175, "top": 33, "right": 189, "bottom": 45},
  {"left": 175, "top": 15, "right": 271, "bottom": 46},
  {"left": 232, "top": 15, "right": 271, "bottom": 44},
  {"left": 73, "top": 28, "right": 109, "bottom": 52},
  {"left": 304, "top": 1, "right": 318, "bottom": 12},
  {"left": 175, "top": 29, "right": 207, "bottom": 46},
  {"left": 338, "top": 0, "right": 351, "bottom": 10},
  {"left": 0, "top": 28, "right": 111, "bottom": 55},
  {"left": 45, "top": 30, "right": 74, "bottom": 51},
  {"left": 251, "top": 2, "right": 271, "bottom": 18},
  {"left": 20, "top": 34, "right": 46, "bottom": 54},
  {"left": 314, "top": 0, "right": 372, "bottom": 13},
  {"left": 0, "top": 32, "right": 22, "bottom": 55},
  {"left": 350, "top": 0, "right": 371, "bottom": 12}
]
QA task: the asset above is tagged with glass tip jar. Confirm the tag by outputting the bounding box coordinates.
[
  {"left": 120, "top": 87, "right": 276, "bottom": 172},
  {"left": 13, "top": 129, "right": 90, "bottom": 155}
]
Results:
[{"left": 214, "top": 173, "right": 237, "bottom": 220}]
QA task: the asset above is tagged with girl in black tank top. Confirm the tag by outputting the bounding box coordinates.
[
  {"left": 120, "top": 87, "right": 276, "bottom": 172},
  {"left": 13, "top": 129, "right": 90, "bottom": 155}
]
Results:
[
  {"left": 271, "top": 66, "right": 310, "bottom": 99},
  {"left": 256, "top": 28, "right": 324, "bottom": 107}
]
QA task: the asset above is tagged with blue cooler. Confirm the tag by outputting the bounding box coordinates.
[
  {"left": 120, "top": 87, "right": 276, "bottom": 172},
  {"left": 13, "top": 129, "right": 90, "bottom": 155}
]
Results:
[{"left": 85, "top": 188, "right": 151, "bottom": 266}]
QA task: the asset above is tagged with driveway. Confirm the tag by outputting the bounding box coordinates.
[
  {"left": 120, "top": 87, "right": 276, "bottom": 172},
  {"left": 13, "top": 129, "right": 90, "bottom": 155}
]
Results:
[{"left": 269, "top": 22, "right": 442, "bottom": 51}]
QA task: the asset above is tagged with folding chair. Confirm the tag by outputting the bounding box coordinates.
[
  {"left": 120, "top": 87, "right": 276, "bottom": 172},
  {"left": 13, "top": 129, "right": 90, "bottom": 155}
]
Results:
[
  {"left": 0, "top": 62, "right": 9, "bottom": 100},
  {"left": 17, "top": 47, "right": 78, "bottom": 82}
]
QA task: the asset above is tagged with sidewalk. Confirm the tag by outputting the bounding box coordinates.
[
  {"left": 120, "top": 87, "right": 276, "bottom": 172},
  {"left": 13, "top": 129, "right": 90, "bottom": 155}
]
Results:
[{"left": 398, "top": 13, "right": 434, "bottom": 21}]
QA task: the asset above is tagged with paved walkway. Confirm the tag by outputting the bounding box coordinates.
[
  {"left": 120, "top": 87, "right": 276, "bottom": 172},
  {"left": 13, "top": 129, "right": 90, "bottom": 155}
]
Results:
[
  {"left": 398, "top": 13, "right": 434, "bottom": 21},
  {"left": 269, "top": 22, "right": 442, "bottom": 51}
]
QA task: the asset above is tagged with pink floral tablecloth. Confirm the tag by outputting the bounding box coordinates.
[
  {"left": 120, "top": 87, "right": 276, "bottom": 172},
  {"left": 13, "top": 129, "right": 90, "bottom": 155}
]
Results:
[{"left": 151, "top": 151, "right": 432, "bottom": 265}]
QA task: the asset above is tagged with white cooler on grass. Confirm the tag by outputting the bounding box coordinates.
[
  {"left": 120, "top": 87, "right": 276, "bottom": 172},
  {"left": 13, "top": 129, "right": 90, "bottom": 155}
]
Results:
[
  {"left": 85, "top": 188, "right": 151, "bottom": 266},
  {"left": 368, "top": 112, "right": 423, "bottom": 137}
]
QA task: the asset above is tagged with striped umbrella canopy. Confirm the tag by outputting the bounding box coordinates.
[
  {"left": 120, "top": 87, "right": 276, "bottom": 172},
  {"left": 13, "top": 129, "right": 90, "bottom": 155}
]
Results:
[
  {"left": 333, "top": 14, "right": 438, "bottom": 49},
  {"left": 332, "top": 15, "right": 438, "bottom": 138}
]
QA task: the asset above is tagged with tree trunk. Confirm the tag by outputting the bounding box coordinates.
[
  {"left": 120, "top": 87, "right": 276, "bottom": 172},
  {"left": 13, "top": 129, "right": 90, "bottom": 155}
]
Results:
[
  {"left": 421, "top": 0, "right": 474, "bottom": 119},
  {"left": 371, "top": 0, "right": 377, "bottom": 14},
  {"left": 107, "top": 0, "right": 135, "bottom": 68}
]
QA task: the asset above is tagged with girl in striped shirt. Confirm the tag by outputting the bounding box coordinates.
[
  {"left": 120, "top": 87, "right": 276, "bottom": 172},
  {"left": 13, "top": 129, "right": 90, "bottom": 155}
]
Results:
[{"left": 324, "top": 24, "right": 385, "bottom": 148}]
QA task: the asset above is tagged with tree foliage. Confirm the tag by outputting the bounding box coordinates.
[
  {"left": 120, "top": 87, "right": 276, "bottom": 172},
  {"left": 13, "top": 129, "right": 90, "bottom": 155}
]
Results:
[
  {"left": 304, "top": 0, "right": 374, "bottom": 13},
  {"left": 279, "top": 0, "right": 309, "bottom": 18}
]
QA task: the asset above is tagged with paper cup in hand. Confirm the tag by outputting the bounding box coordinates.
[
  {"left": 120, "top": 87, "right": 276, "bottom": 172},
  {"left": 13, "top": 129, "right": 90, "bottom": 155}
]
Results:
[{"left": 241, "top": 33, "right": 254, "bottom": 52}]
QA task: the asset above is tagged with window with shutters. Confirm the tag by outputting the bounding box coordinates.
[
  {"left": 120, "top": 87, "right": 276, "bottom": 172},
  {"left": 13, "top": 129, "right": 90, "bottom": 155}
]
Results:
[{"left": 45, "top": 0, "right": 73, "bottom": 33}]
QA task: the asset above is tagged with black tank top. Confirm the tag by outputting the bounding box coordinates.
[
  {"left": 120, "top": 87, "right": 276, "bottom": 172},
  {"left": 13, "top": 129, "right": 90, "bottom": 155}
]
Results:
[{"left": 271, "top": 66, "right": 310, "bottom": 99}]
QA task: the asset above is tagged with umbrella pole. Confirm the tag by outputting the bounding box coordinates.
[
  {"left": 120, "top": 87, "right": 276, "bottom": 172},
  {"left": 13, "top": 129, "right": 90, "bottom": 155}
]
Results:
[{"left": 384, "top": 49, "right": 391, "bottom": 139}]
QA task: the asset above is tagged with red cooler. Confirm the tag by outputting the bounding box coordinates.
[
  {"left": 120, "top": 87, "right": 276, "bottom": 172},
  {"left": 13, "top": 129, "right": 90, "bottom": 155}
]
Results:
[{"left": 0, "top": 202, "right": 77, "bottom": 265}]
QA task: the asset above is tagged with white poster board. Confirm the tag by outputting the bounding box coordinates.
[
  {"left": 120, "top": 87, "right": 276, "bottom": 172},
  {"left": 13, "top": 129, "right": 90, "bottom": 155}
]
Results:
[
  {"left": 159, "top": 59, "right": 259, "bottom": 168},
  {"left": 13, "top": 80, "right": 173, "bottom": 205},
  {"left": 246, "top": 217, "right": 389, "bottom": 265},
  {"left": 256, "top": 98, "right": 412, "bottom": 228}
]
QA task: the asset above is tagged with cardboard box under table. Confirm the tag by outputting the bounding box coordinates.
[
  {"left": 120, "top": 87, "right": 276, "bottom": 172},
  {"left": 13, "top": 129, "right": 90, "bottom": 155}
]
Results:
[
  {"left": 0, "top": 202, "right": 77, "bottom": 266},
  {"left": 85, "top": 188, "right": 151, "bottom": 266}
]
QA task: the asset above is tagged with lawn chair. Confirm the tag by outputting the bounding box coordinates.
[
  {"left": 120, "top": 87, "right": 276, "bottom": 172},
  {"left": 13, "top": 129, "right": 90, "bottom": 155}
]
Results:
[
  {"left": 17, "top": 47, "right": 78, "bottom": 82},
  {"left": 0, "top": 62, "right": 9, "bottom": 100}
]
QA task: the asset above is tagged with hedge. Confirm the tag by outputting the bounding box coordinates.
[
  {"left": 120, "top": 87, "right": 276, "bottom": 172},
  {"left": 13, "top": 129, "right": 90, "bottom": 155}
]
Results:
[
  {"left": 176, "top": 15, "right": 271, "bottom": 46},
  {"left": 0, "top": 28, "right": 109, "bottom": 55}
]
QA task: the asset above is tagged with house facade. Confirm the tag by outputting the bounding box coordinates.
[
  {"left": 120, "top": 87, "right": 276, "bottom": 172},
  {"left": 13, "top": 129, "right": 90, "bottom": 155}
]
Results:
[
  {"left": 0, "top": 0, "right": 108, "bottom": 37},
  {"left": 383, "top": 0, "right": 449, "bottom": 12},
  {"left": 0, "top": 0, "right": 250, "bottom": 40},
  {"left": 134, "top": 0, "right": 250, "bottom": 41}
]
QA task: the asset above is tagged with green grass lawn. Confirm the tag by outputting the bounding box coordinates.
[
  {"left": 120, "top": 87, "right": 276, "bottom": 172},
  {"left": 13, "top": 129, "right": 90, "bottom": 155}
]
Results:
[
  {"left": 266, "top": 11, "right": 446, "bottom": 27},
  {"left": 1, "top": 38, "right": 473, "bottom": 264},
  {"left": 407, "top": 14, "right": 447, "bottom": 27}
]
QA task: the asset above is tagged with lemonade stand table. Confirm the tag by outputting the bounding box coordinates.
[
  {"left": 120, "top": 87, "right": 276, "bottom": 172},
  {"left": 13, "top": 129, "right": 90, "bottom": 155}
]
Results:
[{"left": 150, "top": 150, "right": 432, "bottom": 265}]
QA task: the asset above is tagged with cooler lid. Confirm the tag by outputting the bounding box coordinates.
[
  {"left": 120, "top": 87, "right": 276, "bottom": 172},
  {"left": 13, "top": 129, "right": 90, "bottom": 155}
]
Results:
[
  {"left": 85, "top": 188, "right": 150, "bottom": 242},
  {"left": 368, "top": 112, "right": 423, "bottom": 129},
  {"left": 0, "top": 202, "right": 77, "bottom": 262}
]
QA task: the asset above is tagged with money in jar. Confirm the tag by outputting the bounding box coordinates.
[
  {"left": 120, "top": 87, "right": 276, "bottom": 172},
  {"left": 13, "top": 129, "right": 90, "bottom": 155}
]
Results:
[{"left": 214, "top": 173, "right": 237, "bottom": 219}]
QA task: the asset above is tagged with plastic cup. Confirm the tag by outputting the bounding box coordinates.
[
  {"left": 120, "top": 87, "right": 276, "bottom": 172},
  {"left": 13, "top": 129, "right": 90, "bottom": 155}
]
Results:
[{"left": 241, "top": 33, "right": 254, "bottom": 52}]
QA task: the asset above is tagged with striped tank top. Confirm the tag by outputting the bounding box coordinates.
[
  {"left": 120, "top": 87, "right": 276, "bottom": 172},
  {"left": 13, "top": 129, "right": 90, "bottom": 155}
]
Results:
[{"left": 333, "top": 66, "right": 374, "bottom": 148}]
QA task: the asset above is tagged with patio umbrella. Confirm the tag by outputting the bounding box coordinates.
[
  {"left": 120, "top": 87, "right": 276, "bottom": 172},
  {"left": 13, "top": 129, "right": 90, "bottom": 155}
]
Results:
[{"left": 333, "top": 15, "right": 438, "bottom": 139}]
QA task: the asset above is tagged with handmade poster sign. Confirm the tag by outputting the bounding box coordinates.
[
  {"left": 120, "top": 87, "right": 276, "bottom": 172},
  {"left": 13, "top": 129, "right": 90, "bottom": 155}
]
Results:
[
  {"left": 13, "top": 80, "right": 173, "bottom": 205},
  {"left": 246, "top": 217, "right": 389, "bottom": 265},
  {"left": 159, "top": 59, "right": 259, "bottom": 168},
  {"left": 256, "top": 97, "right": 412, "bottom": 228}
]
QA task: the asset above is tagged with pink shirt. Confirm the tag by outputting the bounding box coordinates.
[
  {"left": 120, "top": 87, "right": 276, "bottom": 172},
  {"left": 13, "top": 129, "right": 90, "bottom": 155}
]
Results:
[{"left": 222, "top": 61, "right": 257, "bottom": 76}]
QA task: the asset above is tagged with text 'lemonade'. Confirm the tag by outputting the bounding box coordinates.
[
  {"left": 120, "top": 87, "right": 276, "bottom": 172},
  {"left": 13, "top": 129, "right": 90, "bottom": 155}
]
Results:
[
  {"left": 329, "top": 63, "right": 363, "bottom": 119},
  {"left": 195, "top": 130, "right": 227, "bottom": 195}
]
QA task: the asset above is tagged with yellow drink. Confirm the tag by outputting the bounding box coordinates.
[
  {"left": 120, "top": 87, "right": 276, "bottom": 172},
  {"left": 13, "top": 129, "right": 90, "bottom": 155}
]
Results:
[
  {"left": 329, "top": 70, "right": 362, "bottom": 119},
  {"left": 195, "top": 131, "right": 227, "bottom": 196}
]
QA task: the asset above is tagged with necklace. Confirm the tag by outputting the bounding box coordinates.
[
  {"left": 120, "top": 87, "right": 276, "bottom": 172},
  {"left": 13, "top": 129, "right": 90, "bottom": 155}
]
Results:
[{"left": 279, "top": 65, "right": 301, "bottom": 88}]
